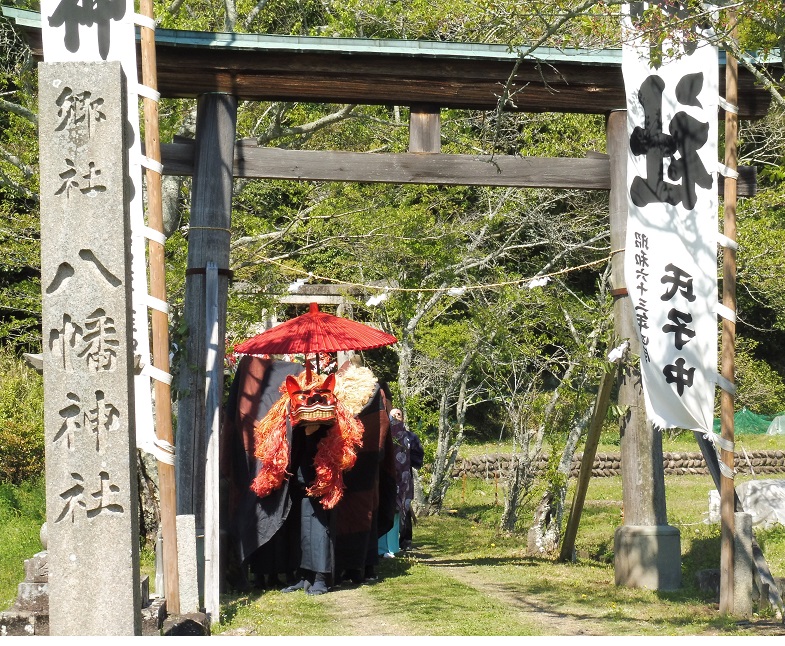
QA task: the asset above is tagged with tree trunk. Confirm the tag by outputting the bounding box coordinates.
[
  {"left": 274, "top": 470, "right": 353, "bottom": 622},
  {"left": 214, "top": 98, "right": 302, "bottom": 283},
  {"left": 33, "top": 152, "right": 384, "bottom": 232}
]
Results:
[
  {"left": 501, "top": 453, "right": 533, "bottom": 532},
  {"left": 161, "top": 107, "right": 196, "bottom": 237},
  {"left": 500, "top": 401, "right": 537, "bottom": 532},
  {"left": 527, "top": 405, "right": 591, "bottom": 554},
  {"left": 137, "top": 450, "right": 161, "bottom": 549},
  {"left": 425, "top": 357, "right": 475, "bottom": 513},
  {"left": 425, "top": 386, "right": 452, "bottom": 513}
]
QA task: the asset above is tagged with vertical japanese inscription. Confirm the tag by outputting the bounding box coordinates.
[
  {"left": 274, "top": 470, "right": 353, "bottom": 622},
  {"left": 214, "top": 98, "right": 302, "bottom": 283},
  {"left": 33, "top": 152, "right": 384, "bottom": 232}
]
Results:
[
  {"left": 629, "top": 24, "right": 714, "bottom": 404},
  {"left": 54, "top": 86, "right": 108, "bottom": 196},
  {"left": 633, "top": 231, "right": 651, "bottom": 362},
  {"left": 44, "top": 73, "right": 126, "bottom": 520},
  {"left": 47, "top": 0, "right": 127, "bottom": 60},
  {"left": 660, "top": 264, "right": 697, "bottom": 396},
  {"left": 628, "top": 68, "right": 710, "bottom": 399},
  {"left": 39, "top": 51, "right": 140, "bottom": 639},
  {"left": 622, "top": 3, "right": 719, "bottom": 431}
]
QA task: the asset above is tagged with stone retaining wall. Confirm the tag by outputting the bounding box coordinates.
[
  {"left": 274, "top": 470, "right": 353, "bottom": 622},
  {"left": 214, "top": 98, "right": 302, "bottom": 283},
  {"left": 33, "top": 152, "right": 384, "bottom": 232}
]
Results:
[{"left": 452, "top": 450, "right": 785, "bottom": 479}]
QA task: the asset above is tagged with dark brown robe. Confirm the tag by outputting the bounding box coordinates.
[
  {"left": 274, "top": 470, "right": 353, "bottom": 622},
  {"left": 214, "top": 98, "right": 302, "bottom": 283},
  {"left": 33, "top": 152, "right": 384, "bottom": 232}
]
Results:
[
  {"left": 220, "top": 355, "right": 305, "bottom": 586},
  {"left": 333, "top": 384, "right": 397, "bottom": 580}
]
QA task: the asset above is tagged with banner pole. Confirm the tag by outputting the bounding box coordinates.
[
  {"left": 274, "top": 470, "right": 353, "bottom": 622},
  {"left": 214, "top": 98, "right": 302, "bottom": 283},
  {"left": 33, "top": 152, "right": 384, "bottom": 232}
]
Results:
[
  {"left": 139, "top": 0, "right": 181, "bottom": 615},
  {"left": 719, "top": 14, "right": 739, "bottom": 616}
]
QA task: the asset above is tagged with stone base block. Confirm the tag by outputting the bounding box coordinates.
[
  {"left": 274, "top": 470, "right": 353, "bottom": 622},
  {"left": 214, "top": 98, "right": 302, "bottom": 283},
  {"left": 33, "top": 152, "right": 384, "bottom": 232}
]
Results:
[
  {"left": 0, "top": 610, "right": 49, "bottom": 636},
  {"left": 14, "top": 582, "right": 48, "bottom": 614},
  {"left": 162, "top": 612, "right": 210, "bottom": 636},
  {"left": 614, "top": 524, "right": 681, "bottom": 591},
  {"left": 142, "top": 597, "right": 167, "bottom": 636}
]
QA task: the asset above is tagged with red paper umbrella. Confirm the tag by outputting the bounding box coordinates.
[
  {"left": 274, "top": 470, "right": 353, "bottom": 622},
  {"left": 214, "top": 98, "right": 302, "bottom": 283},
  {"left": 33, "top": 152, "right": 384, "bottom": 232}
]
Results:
[{"left": 234, "top": 302, "right": 397, "bottom": 357}]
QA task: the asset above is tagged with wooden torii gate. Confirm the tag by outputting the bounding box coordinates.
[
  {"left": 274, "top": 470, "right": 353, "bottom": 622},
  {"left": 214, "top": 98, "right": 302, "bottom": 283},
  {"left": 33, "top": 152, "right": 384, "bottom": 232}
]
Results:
[
  {"left": 3, "top": 6, "right": 776, "bottom": 615},
  {"left": 159, "top": 42, "right": 764, "bottom": 611}
]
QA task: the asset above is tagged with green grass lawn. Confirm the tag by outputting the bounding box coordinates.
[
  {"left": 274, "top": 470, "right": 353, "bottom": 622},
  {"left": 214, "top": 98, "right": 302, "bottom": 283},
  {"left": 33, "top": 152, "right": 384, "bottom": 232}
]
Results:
[
  {"left": 458, "top": 428, "right": 785, "bottom": 458},
  {"left": 212, "top": 468, "right": 785, "bottom": 636},
  {"left": 3, "top": 438, "right": 785, "bottom": 635}
]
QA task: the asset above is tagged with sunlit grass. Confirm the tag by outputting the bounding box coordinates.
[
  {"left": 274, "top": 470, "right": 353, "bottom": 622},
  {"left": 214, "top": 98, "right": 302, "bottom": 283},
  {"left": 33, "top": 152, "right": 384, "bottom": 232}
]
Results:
[
  {"left": 211, "top": 465, "right": 784, "bottom": 636},
  {"left": 363, "top": 555, "right": 541, "bottom": 635},
  {"left": 214, "top": 589, "right": 343, "bottom": 636},
  {"left": 2, "top": 442, "right": 784, "bottom": 636},
  {"left": 413, "top": 497, "right": 774, "bottom": 636},
  {"left": 459, "top": 431, "right": 783, "bottom": 460},
  {"left": 0, "top": 477, "right": 46, "bottom": 609}
]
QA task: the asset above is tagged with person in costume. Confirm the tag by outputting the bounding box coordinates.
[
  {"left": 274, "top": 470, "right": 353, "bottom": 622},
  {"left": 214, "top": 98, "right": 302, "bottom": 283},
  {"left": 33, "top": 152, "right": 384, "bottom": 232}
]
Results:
[
  {"left": 250, "top": 369, "right": 364, "bottom": 595},
  {"left": 332, "top": 359, "right": 397, "bottom": 584},
  {"left": 220, "top": 354, "right": 305, "bottom": 591},
  {"left": 378, "top": 408, "right": 424, "bottom": 556},
  {"left": 394, "top": 409, "right": 424, "bottom": 551}
]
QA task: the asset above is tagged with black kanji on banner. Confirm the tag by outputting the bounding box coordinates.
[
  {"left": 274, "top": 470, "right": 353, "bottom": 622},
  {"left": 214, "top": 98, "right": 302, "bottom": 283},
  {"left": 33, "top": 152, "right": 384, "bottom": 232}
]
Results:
[
  {"left": 47, "top": 0, "right": 126, "bottom": 59},
  {"left": 629, "top": 72, "right": 713, "bottom": 211}
]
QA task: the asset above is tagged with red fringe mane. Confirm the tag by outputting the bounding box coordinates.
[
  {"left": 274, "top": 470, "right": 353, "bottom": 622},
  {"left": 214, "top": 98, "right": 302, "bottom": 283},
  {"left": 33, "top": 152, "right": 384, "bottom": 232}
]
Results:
[{"left": 250, "top": 371, "right": 364, "bottom": 509}]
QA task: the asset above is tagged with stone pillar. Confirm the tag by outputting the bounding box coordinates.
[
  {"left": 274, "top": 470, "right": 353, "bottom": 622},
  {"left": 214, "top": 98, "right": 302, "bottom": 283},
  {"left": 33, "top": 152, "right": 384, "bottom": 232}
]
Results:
[
  {"left": 176, "top": 515, "right": 200, "bottom": 614},
  {"left": 38, "top": 61, "right": 141, "bottom": 634},
  {"left": 607, "top": 110, "right": 681, "bottom": 591},
  {"left": 733, "top": 512, "right": 754, "bottom": 617}
]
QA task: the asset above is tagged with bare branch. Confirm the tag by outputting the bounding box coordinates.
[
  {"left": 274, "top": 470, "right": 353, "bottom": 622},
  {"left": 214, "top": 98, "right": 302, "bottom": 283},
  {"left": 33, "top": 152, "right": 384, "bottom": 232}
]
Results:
[
  {"left": 0, "top": 148, "right": 36, "bottom": 180},
  {"left": 257, "top": 104, "right": 358, "bottom": 144},
  {"left": 0, "top": 169, "right": 37, "bottom": 202},
  {"left": 167, "top": 0, "right": 186, "bottom": 15},
  {"left": 0, "top": 97, "right": 38, "bottom": 126},
  {"left": 243, "top": 0, "right": 271, "bottom": 31}
]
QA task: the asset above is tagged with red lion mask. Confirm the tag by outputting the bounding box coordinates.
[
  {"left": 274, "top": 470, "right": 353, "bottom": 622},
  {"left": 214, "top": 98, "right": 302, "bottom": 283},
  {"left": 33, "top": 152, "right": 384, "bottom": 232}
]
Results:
[
  {"left": 251, "top": 371, "right": 364, "bottom": 508},
  {"left": 286, "top": 373, "right": 337, "bottom": 428}
]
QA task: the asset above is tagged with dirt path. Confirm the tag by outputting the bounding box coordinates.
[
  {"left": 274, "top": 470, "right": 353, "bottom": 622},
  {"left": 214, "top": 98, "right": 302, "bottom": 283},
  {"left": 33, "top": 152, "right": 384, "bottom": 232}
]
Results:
[
  {"left": 418, "top": 556, "right": 785, "bottom": 637},
  {"left": 436, "top": 565, "right": 603, "bottom": 635},
  {"left": 217, "top": 551, "right": 785, "bottom": 636},
  {"left": 416, "top": 556, "right": 606, "bottom": 636},
  {"left": 319, "top": 582, "right": 417, "bottom": 636}
]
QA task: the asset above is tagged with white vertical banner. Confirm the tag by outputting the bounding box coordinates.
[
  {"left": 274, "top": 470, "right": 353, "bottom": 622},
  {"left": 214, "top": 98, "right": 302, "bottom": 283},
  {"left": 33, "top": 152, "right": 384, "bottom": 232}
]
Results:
[
  {"left": 41, "top": 0, "right": 157, "bottom": 454},
  {"left": 622, "top": 3, "right": 719, "bottom": 433}
]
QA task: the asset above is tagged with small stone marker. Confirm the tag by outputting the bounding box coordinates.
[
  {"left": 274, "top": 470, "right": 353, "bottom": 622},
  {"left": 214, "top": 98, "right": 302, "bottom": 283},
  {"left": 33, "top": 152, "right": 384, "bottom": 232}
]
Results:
[
  {"left": 176, "top": 514, "right": 201, "bottom": 614},
  {"left": 15, "top": 551, "right": 49, "bottom": 615},
  {"left": 38, "top": 60, "right": 141, "bottom": 635},
  {"left": 733, "top": 511, "right": 754, "bottom": 618}
]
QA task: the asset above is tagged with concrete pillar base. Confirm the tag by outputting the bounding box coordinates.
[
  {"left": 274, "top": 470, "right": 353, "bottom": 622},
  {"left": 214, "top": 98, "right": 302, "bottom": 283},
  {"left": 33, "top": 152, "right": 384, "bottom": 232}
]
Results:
[
  {"left": 734, "top": 512, "right": 754, "bottom": 618},
  {"left": 614, "top": 524, "right": 681, "bottom": 591}
]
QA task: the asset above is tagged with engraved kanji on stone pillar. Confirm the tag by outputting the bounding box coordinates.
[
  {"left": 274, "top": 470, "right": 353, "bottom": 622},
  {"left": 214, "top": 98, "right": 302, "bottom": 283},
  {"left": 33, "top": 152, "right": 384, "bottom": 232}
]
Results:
[{"left": 39, "top": 61, "right": 141, "bottom": 636}]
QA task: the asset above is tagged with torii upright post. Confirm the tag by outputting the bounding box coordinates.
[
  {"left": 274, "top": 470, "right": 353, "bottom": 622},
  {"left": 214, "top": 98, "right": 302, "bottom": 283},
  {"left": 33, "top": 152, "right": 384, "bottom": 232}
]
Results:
[
  {"left": 607, "top": 110, "right": 681, "bottom": 591},
  {"left": 176, "top": 92, "right": 237, "bottom": 605}
]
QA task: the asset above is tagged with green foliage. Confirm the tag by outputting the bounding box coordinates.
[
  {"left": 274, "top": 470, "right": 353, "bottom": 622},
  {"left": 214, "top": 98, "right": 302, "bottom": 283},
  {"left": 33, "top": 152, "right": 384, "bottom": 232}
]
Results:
[
  {"left": 0, "top": 477, "right": 45, "bottom": 609},
  {"left": 402, "top": 393, "right": 440, "bottom": 441},
  {"left": 317, "top": 0, "right": 620, "bottom": 47},
  {"left": 0, "top": 345, "right": 45, "bottom": 484},
  {"left": 0, "top": 18, "right": 40, "bottom": 351},
  {"left": 755, "top": 524, "right": 785, "bottom": 565},
  {"left": 0, "top": 199, "right": 41, "bottom": 352},
  {"left": 731, "top": 338, "right": 785, "bottom": 415},
  {"left": 736, "top": 191, "right": 785, "bottom": 334},
  {"left": 156, "top": 0, "right": 229, "bottom": 32},
  {"left": 736, "top": 2, "right": 785, "bottom": 57}
]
